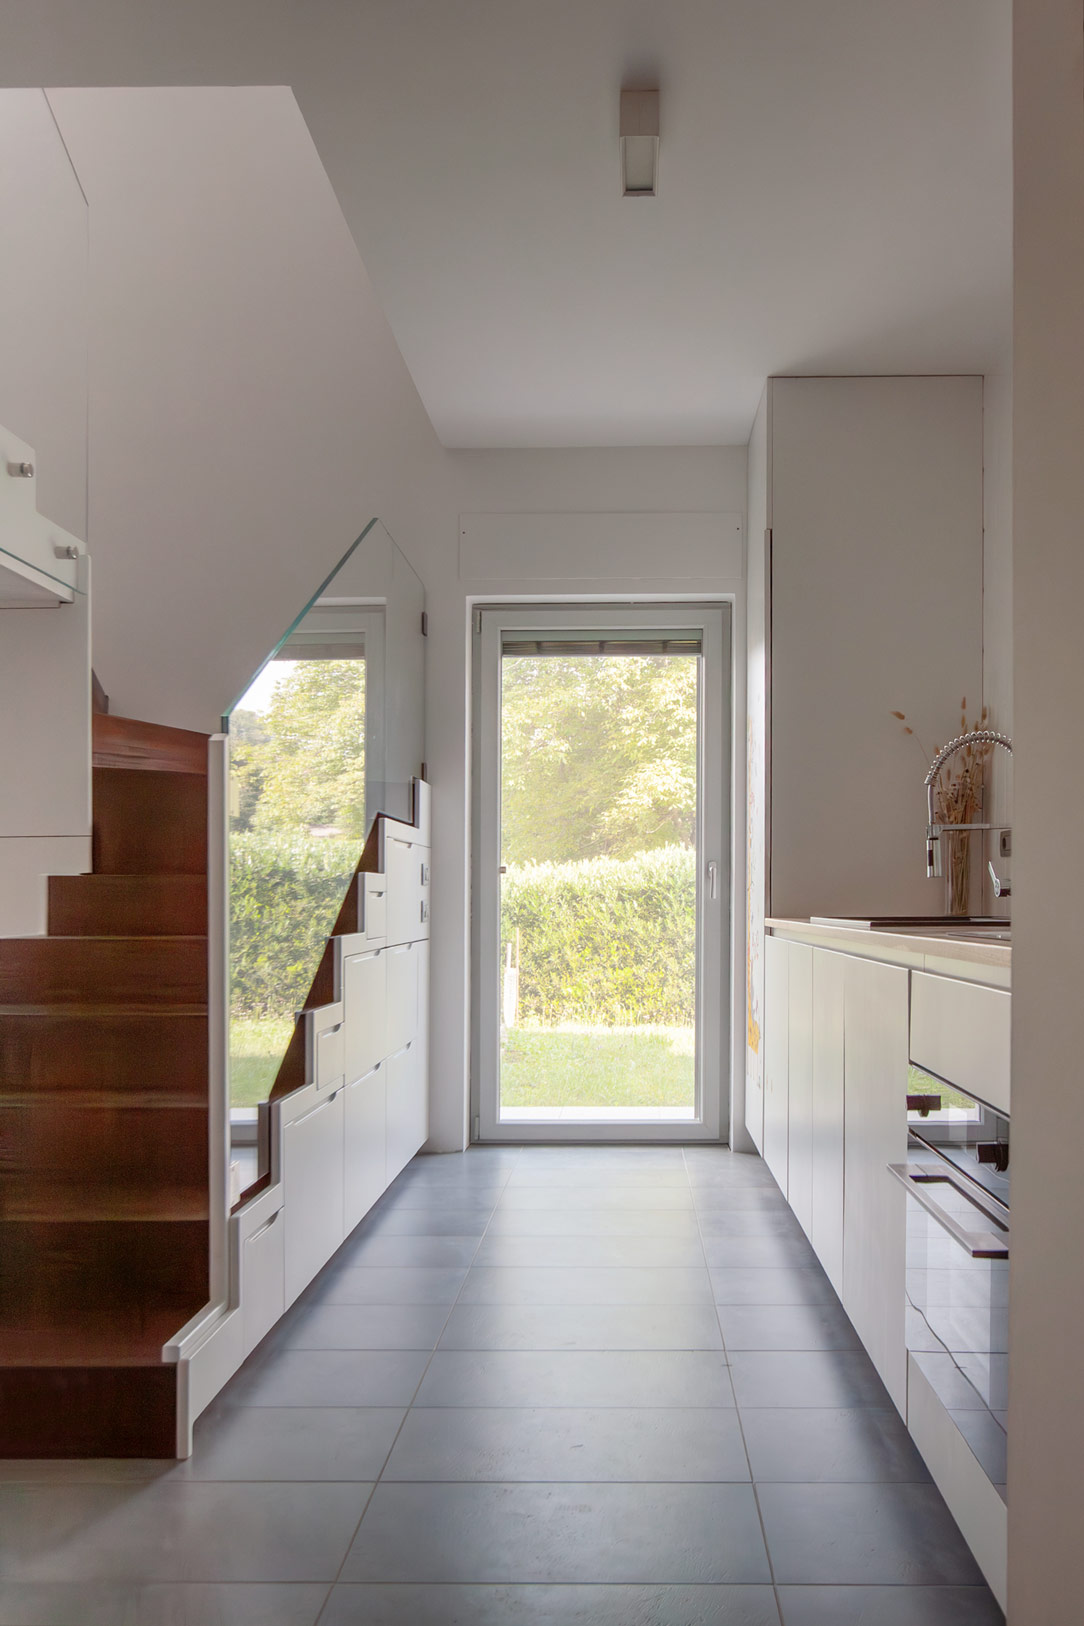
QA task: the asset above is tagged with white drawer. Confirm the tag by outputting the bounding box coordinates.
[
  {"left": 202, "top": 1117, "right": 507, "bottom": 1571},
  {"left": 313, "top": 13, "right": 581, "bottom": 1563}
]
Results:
[
  {"left": 344, "top": 1062, "right": 386, "bottom": 1233},
  {"left": 362, "top": 872, "right": 387, "bottom": 943},
  {"left": 386, "top": 940, "right": 420, "bottom": 1055},
  {"left": 241, "top": 1204, "right": 284, "bottom": 1358},
  {"left": 385, "top": 1039, "right": 427, "bottom": 1184},
  {"left": 307, "top": 1002, "right": 345, "bottom": 1092},
  {"left": 343, "top": 948, "right": 387, "bottom": 1082},
  {"left": 386, "top": 834, "right": 430, "bottom": 946},
  {"left": 910, "top": 973, "right": 1010, "bottom": 1114},
  {"left": 283, "top": 1086, "right": 345, "bottom": 1304}
]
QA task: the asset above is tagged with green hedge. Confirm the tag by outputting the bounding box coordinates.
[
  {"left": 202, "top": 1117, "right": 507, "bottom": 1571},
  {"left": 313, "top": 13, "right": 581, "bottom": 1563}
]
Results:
[
  {"left": 501, "top": 846, "right": 696, "bottom": 1026},
  {"left": 230, "top": 833, "right": 359, "bottom": 1019}
]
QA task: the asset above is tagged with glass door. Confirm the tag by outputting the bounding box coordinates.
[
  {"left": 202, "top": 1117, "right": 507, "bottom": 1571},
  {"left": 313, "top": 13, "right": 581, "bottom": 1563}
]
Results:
[{"left": 474, "top": 605, "right": 730, "bottom": 1142}]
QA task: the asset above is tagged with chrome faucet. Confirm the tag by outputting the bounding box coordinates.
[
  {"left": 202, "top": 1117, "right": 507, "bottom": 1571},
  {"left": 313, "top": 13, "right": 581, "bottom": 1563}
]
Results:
[{"left": 924, "top": 730, "right": 1013, "bottom": 878}]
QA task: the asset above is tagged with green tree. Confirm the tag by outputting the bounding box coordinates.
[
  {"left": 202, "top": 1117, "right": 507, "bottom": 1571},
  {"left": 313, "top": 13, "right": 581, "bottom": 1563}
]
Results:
[
  {"left": 500, "top": 654, "right": 697, "bottom": 864},
  {"left": 229, "top": 708, "right": 269, "bottom": 832},
  {"left": 249, "top": 659, "right": 367, "bottom": 838}
]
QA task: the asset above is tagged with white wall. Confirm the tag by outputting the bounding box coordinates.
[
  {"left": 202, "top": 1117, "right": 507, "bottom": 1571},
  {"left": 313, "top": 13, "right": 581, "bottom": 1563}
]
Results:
[
  {"left": 744, "top": 389, "right": 769, "bottom": 1151},
  {"left": 46, "top": 86, "right": 451, "bottom": 732},
  {"left": 1008, "top": 2, "right": 1084, "bottom": 1615},
  {"left": 423, "top": 447, "right": 749, "bottom": 1150},
  {"left": 769, "top": 376, "right": 985, "bottom": 920}
]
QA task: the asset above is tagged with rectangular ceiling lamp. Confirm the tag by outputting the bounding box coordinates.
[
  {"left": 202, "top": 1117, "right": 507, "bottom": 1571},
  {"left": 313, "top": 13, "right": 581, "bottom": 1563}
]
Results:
[{"left": 620, "top": 88, "right": 659, "bottom": 197}]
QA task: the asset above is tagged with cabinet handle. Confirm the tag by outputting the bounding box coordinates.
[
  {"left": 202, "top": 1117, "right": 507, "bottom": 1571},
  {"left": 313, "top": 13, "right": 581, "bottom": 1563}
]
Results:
[
  {"left": 246, "top": 1209, "right": 281, "bottom": 1243},
  {"left": 320, "top": 1023, "right": 344, "bottom": 1038},
  {"left": 290, "top": 1095, "right": 337, "bottom": 1126},
  {"left": 887, "top": 1163, "right": 1009, "bottom": 1259}
]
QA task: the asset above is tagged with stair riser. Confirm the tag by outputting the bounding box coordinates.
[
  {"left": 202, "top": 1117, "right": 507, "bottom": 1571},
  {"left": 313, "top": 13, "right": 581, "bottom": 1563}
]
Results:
[
  {"left": 0, "top": 937, "right": 206, "bottom": 1006},
  {"left": 94, "top": 768, "right": 207, "bottom": 875},
  {"left": 0, "top": 1102, "right": 208, "bottom": 1188},
  {"left": 0, "top": 1220, "right": 207, "bottom": 1318},
  {"left": 93, "top": 713, "right": 208, "bottom": 775},
  {"left": 0, "top": 1366, "right": 177, "bottom": 1457},
  {"left": 0, "top": 1012, "right": 207, "bottom": 1096},
  {"left": 48, "top": 874, "right": 207, "bottom": 937}
]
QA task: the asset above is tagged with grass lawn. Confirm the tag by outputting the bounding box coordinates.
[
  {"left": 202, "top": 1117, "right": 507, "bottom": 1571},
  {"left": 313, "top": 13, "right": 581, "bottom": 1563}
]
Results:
[
  {"left": 230, "top": 1015, "right": 293, "bottom": 1108},
  {"left": 500, "top": 1022, "right": 694, "bottom": 1110}
]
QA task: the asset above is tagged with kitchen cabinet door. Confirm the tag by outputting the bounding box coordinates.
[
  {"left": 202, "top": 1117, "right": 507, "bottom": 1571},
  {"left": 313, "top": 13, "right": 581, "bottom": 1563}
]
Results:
[
  {"left": 386, "top": 833, "right": 430, "bottom": 946},
  {"left": 282, "top": 1087, "right": 345, "bottom": 1306},
  {"left": 385, "top": 1039, "right": 427, "bottom": 1183},
  {"left": 843, "top": 955, "right": 909, "bottom": 1413},
  {"left": 763, "top": 934, "right": 790, "bottom": 1194},
  {"left": 787, "top": 941, "right": 814, "bottom": 1237},
  {"left": 386, "top": 941, "right": 420, "bottom": 1056},
  {"left": 344, "top": 1062, "right": 386, "bottom": 1234},
  {"left": 810, "top": 947, "right": 846, "bottom": 1296}
]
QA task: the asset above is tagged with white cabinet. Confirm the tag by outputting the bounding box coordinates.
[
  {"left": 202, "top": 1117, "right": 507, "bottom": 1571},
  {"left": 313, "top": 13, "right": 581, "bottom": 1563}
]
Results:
[
  {"left": 786, "top": 942, "right": 814, "bottom": 1237},
  {"left": 307, "top": 1001, "right": 345, "bottom": 1092},
  {"left": 763, "top": 934, "right": 790, "bottom": 1193},
  {"left": 386, "top": 940, "right": 420, "bottom": 1056},
  {"left": 842, "top": 955, "right": 909, "bottom": 1413},
  {"left": 386, "top": 1038, "right": 427, "bottom": 1183},
  {"left": 386, "top": 832, "right": 430, "bottom": 946},
  {"left": 343, "top": 1062, "right": 386, "bottom": 1233},
  {"left": 343, "top": 947, "right": 387, "bottom": 1084},
  {"left": 809, "top": 946, "right": 845, "bottom": 1296},
  {"left": 361, "top": 871, "right": 387, "bottom": 943},
  {"left": 241, "top": 1201, "right": 284, "bottom": 1358},
  {"left": 910, "top": 972, "right": 1010, "bottom": 1114},
  {"left": 282, "top": 1087, "right": 345, "bottom": 1306}
]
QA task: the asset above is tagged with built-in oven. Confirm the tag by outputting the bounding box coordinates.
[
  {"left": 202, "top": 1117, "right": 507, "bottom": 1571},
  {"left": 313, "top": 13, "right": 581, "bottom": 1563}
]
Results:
[{"left": 890, "top": 1077, "right": 1010, "bottom": 1500}]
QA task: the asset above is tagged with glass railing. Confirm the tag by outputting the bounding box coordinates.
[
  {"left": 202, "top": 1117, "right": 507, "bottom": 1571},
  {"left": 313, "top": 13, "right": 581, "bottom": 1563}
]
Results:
[{"left": 224, "top": 521, "right": 425, "bottom": 1158}]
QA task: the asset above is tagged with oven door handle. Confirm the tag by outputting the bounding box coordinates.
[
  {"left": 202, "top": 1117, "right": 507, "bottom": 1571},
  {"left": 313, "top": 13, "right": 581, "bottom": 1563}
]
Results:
[{"left": 887, "top": 1164, "right": 1009, "bottom": 1260}]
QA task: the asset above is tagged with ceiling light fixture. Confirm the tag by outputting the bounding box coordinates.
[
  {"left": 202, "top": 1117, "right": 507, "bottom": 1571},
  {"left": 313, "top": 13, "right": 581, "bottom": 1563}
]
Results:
[{"left": 620, "top": 88, "right": 659, "bottom": 197}]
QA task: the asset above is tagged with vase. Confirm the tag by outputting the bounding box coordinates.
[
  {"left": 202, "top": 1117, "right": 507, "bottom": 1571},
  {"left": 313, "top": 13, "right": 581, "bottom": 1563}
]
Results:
[{"left": 943, "top": 827, "right": 971, "bottom": 916}]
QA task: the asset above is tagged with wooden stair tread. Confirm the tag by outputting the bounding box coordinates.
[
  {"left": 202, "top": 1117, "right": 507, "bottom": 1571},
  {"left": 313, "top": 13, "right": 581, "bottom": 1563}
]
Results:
[
  {"left": 0, "top": 1312, "right": 185, "bottom": 1367},
  {"left": 92, "top": 713, "right": 208, "bottom": 775},
  {"left": 48, "top": 874, "right": 207, "bottom": 938},
  {"left": 0, "top": 1003, "right": 207, "bottom": 1018},
  {"left": 2, "top": 1185, "right": 209, "bottom": 1223},
  {"left": 0, "top": 936, "right": 207, "bottom": 1007},
  {"left": 0, "top": 1090, "right": 204, "bottom": 1109}
]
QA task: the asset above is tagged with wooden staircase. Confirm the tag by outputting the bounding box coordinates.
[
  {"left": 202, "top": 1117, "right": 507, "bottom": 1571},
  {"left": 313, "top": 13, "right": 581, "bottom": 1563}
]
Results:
[{"left": 0, "top": 711, "right": 210, "bottom": 1456}]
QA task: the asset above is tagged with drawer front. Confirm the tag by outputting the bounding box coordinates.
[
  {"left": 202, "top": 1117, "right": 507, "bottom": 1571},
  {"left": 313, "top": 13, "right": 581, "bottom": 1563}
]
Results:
[
  {"left": 344, "top": 1062, "right": 387, "bottom": 1233},
  {"left": 283, "top": 1088, "right": 345, "bottom": 1305},
  {"left": 386, "top": 941, "right": 420, "bottom": 1056},
  {"left": 362, "top": 873, "right": 387, "bottom": 943},
  {"left": 344, "top": 949, "right": 387, "bottom": 1082},
  {"left": 241, "top": 1206, "right": 284, "bottom": 1358},
  {"left": 385, "top": 1039, "right": 427, "bottom": 1184},
  {"left": 910, "top": 973, "right": 1010, "bottom": 1114},
  {"left": 386, "top": 835, "right": 430, "bottom": 946}
]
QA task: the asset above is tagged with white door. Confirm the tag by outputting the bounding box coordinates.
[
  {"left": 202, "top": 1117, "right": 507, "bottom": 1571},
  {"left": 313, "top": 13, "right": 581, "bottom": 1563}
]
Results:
[{"left": 474, "top": 604, "right": 731, "bottom": 1143}]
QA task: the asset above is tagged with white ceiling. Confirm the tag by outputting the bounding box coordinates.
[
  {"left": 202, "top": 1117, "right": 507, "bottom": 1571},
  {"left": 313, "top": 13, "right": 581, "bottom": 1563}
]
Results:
[
  {"left": 3, "top": 0, "right": 1013, "bottom": 449},
  {"left": 292, "top": 0, "right": 1012, "bottom": 447}
]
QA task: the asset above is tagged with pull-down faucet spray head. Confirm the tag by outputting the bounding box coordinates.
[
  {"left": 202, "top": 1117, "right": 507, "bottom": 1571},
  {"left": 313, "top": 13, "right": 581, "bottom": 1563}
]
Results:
[{"left": 924, "top": 730, "right": 1013, "bottom": 878}]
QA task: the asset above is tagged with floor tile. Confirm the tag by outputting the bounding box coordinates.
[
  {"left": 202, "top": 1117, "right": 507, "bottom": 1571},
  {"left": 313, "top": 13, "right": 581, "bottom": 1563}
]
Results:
[
  {"left": 437, "top": 1302, "right": 723, "bottom": 1351},
  {"left": 415, "top": 1350, "right": 735, "bottom": 1408},
  {"left": 180, "top": 1406, "right": 404, "bottom": 1481},
  {"left": 697, "top": 1210, "right": 807, "bottom": 1238},
  {"left": 482, "top": 1208, "right": 702, "bottom": 1237},
  {"left": 373, "top": 1185, "right": 507, "bottom": 1210},
  {"left": 274, "top": 1304, "right": 449, "bottom": 1351},
  {"left": 0, "top": 1482, "right": 372, "bottom": 1582},
  {"left": 0, "top": 1583, "right": 328, "bottom": 1625},
  {"left": 383, "top": 1406, "right": 749, "bottom": 1482},
  {"left": 776, "top": 1585, "right": 1004, "bottom": 1624},
  {"left": 356, "top": 1206, "right": 495, "bottom": 1236},
  {"left": 458, "top": 1266, "right": 713, "bottom": 1305},
  {"left": 341, "top": 1482, "right": 771, "bottom": 1583},
  {"left": 336, "top": 1235, "right": 480, "bottom": 1268},
  {"left": 472, "top": 1235, "right": 705, "bottom": 1268},
  {"left": 701, "top": 1235, "right": 820, "bottom": 1269},
  {"left": 757, "top": 1482, "right": 985, "bottom": 1584},
  {"left": 497, "top": 1184, "right": 695, "bottom": 1209},
  {"left": 709, "top": 1268, "right": 839, "bottom": 1307},
  {"left": 741, "top": 1408, "right": 932, "bottom": 1483},
  {"left": 728, "top": 1350, "right": 890, "bottom": 1409},
  {"left": 717, "top": 1302, "right": 861, "bottom": 1351},
  {"left": 223, "top": 1349, "right": 430, "bottom": 1408},
  {"left": 304, "top": 1266, "right": 468, "bottom": 1305},
  {"left": 320, "top": 1583, "right": 782, "bottom": 1625},
  {"left": 688, "top": 1188, "right": 791, "bottom": 1211}
]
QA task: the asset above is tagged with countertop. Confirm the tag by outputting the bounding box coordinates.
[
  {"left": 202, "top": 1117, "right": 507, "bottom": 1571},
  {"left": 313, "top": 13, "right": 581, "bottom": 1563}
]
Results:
[{"left": 766, "top": 917, "right": 1011, "bottom": 987}]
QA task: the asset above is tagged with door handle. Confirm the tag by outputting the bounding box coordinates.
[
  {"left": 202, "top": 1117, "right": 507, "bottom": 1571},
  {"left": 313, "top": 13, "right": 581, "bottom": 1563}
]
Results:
[{"left": 707, "top": 861, "right": 718, "bottom": 900}]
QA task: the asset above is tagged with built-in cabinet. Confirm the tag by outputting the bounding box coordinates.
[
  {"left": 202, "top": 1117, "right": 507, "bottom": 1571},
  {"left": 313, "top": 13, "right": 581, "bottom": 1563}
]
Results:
[{"left": 762, "top": 922, "right": 1010, "bottom": 1608}]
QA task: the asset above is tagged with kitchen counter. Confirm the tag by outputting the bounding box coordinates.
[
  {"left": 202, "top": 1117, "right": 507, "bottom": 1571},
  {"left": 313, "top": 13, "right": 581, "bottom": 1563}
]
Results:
[{"left": 767, "top": 916, "right": 1010, "bottom": 988}]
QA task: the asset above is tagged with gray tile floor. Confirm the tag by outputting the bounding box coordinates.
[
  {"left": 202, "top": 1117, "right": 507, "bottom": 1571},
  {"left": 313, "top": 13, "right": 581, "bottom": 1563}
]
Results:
[{"left": 0, "top": 1146, "right": 1006, "bottom": 1625}]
